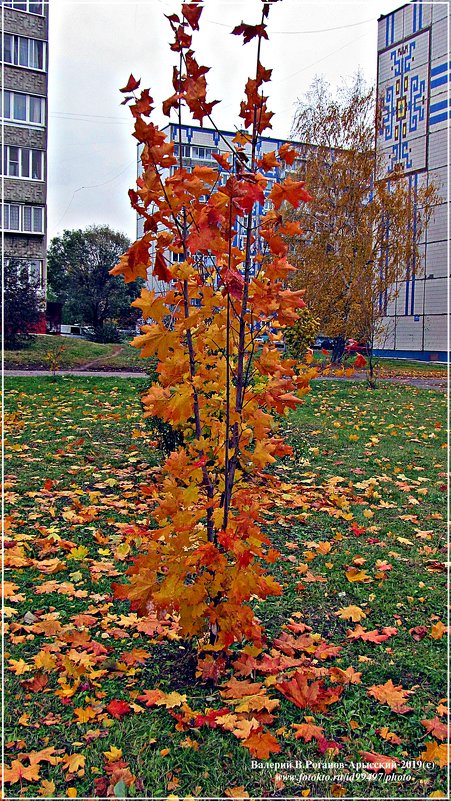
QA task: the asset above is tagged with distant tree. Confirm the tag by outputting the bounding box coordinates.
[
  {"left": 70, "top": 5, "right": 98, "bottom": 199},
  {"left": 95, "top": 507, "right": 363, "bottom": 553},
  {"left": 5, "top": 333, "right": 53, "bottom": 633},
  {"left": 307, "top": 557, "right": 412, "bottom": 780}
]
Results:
[
  {"left": 3, "top": 258, "right": 43, "bottom": 349},
  {"left": 47, "top": 225, "right": 140, "bottom": 335},
  {"left": 287, "top": 74, "right": 439, "bottom": 381}
]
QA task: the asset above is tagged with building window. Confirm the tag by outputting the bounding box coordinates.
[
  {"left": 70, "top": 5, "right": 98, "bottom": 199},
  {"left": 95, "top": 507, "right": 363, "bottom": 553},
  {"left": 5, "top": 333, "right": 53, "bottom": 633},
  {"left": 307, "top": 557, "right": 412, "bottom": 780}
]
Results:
[
  {"left": 1, "top": 91, "right": 45, "bottom": 125},
  {"left": 2, "top": 145, "right": 44, "bottom": 180},
  {"left": 173, "top": 144, "right": 191, "bottom": 159},
  {"left": 191, "top": 146, "right": 214, "bottom": 161},
  {"left": 5, "top": 257, "right": 44, "bottom": 287},
  {"left": 1, "top": 203, "right": 44, "bottom": 233},
  {"left": 1, "top": 1, "right": 44, "bottom": 13},
  {"left": 2, "top": 34, "right": 46, "bottom": 70}
]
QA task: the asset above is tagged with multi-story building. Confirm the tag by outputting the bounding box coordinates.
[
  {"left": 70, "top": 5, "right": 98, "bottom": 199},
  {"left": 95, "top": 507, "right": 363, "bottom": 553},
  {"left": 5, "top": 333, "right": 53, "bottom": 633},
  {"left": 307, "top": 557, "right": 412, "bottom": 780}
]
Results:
[
  {"left": 376, "top": 0, "right": 449, "bottom": 361},
  {"left": 1, "top": 0, "right": 49, "bottom": 327},
  {"left": 137, "top": 123, "right": 306, "bottom": 295}
]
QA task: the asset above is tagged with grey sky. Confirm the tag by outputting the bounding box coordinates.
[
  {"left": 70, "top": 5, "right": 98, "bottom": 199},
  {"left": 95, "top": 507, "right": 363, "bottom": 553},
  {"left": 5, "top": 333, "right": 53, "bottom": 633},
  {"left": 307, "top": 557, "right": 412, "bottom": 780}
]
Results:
[{"left": 48, "top": 0, "right": 403, "bottom": 244}]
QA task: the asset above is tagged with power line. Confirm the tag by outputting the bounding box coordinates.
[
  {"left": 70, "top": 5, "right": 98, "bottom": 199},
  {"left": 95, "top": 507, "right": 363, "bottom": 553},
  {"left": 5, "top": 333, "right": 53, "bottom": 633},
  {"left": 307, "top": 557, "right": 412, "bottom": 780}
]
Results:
[
  {"left": 52, "top": 159, "right": 135, "bottom": 230},
  {"left": 205, "top": 15, "right": 375, "bottom": 35}
]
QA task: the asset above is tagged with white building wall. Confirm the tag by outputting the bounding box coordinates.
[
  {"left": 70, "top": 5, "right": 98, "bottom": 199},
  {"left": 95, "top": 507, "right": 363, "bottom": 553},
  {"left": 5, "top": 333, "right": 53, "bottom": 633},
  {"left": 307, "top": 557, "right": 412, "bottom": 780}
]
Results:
[{"left": 376, "top": 0, "right": 449, "bottom": 360}]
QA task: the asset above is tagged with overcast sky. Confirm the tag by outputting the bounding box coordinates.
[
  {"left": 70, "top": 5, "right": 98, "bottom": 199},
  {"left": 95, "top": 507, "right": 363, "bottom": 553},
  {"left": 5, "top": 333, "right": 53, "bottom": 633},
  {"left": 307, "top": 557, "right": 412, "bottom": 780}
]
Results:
[{"left": 48, "top": 0, "right": 402, "bottom": 243}]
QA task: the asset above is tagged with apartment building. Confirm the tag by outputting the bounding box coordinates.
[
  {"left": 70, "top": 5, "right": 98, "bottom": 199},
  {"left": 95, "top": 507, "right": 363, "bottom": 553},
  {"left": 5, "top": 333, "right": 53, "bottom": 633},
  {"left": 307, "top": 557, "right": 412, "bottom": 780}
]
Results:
[
  {"left": 376, "top": 0, "right": 449, "bottom": 361},
  {"left": 137, "top": 123, "right": 306, "bottom": 295},
  {"left": 1, "top": 0, "right": 49, "bottom": 326}
]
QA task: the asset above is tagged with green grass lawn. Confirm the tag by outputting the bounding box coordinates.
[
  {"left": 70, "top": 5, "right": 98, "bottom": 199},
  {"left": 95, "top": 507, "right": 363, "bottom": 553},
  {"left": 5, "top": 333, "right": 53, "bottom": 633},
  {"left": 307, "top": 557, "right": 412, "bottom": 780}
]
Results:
[
  {"left": 4, "top": 334, "right": 145, "bottom": 371},
  {"left": 4, "top": 376, "right": 447, "bottom": 798},
  {"left": 4, "top": 335, "right": 447, "bottom": 379}
]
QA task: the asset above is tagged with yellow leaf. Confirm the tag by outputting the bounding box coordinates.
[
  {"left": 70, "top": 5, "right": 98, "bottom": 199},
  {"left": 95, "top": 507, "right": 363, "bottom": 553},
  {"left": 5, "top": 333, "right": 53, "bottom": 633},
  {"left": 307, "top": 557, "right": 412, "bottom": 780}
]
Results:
[
  {"left": 103, "top": 746, "right": 122, "bottom": 762},
  {"left": 67, "top": 545, "right": 89, "bottom": 561},
  {"left": 430, "top": 621, "right": 446, "bottom": 640},
  {"left": 38, "top": 779, "right": 56, "bottom": 796},
  {"left": 67, "top": 789, "right": 77, "bottom": 798},
  {"left": 156, "top": 691, "right": 187, "bottom": 708},
  {"left": 74, "top": 706, "right": 97, "bottom": 724},
  {"left": 225, "top": 787, "right": 250, "bottom": 799},
  {"left": 420, "top": 741, "right": 449, "bottom": 768},
  {"left": 335, "top": 605, "right": 366, "bottom": 622},
  {"left": 62, "top": 754, "right": 85, "bottom": 775},
  {"left": 8, "top": 658, "right": 31, "bottom": 675},
  {"left": 345, "top": 567, "right": 372, "bottom": 583}
]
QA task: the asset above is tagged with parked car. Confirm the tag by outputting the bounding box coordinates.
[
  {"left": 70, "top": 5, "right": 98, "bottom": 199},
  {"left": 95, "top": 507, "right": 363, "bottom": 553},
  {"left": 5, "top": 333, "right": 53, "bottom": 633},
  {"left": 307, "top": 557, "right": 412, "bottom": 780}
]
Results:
[
  {"left": 344, "top": 339, "right": 370, "bottom": 355},
  {"left": 313, "top": 335, "right": 335, "bottom": 351}
]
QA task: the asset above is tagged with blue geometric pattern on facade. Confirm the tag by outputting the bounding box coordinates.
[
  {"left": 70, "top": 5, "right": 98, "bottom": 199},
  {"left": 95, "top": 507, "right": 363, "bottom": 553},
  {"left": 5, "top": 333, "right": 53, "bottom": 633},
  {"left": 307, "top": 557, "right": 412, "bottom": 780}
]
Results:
[
  {"left": 413, "top": 0, "right": 423, "bottom": 33},
  {"left": 430, "top": 97, "right": 451, "bottom": 126},
  {"left": 381, "top": 36, "right": 427, "bottom": 172}
]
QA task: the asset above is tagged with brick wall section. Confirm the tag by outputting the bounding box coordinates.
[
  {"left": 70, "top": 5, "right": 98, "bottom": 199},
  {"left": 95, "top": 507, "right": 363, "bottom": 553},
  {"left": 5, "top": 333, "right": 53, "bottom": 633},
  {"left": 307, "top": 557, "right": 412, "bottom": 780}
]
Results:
[
  {"left": 0, "top": 64, "right": 47, "bottom": 94},
  {"left": 1, "top": 3, "right": 49, "bottom": 292},
  {"left": 3, "top": 7, "right": 48, "bottom": 38},
  {"left": 4, "top": 178, "right": 46, "bottom": 203},
  {"left": 3, "top": 125, "right": 46, "bottom": 149},
  {"left": 4, "top": 233, "right": 45, "bottom": 260}
]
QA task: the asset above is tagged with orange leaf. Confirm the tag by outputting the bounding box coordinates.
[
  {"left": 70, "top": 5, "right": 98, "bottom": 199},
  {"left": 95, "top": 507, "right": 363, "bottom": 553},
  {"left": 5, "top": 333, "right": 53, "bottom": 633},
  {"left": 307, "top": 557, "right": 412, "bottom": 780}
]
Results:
[
  {"left": 3, "top": 760, "right": 41, "bottom": 784},
  {"left": 345, "top": 567, "right": 372, "bottom": 583},
  {"left": 368, "top": 680, "right": 414, "bottom": 713},
  {"left": 292, "top": 721, "right": 324, "bottom": 742},
  {"left": 153, "top": 251, "right": 173, "bottom": 283},
  {"left": 241, "top": 729, "right": 280, "bottom": 758},
  {"left": 212, "top": 152, "right": 231, "bottom": 171},
  {"left": 359, "top": 751, "right": 399, "bottom": 774},
  {"left": 278, "top": 143, "right": 298, "bottom": 165},
  {"left": 269, "top": 177, "right": 312, "bottom": 209},
  {"left": 277, "top": 671, "right": 342, "bottom": 712},
  {"left": 420, "top": 740, "right": 450, "bottom": 768},
  {"left": 420, "top": 717, "right": 448, "bottom": 741},
  {"left": 62, "top": 753, "right": 85, "bottom": 775}
]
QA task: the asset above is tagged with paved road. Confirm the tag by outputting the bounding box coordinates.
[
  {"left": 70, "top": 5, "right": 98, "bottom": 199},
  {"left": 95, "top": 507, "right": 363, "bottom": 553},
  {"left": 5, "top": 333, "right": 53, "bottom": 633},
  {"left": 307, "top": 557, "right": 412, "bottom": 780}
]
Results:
[{"left": 4, "top": 369, "right": 447, "bottom": 390}]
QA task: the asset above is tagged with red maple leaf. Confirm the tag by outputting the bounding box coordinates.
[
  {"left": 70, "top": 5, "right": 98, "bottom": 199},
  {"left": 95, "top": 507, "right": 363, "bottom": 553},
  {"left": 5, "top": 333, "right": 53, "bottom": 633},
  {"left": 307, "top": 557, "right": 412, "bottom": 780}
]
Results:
[
  {"left": 232, "top": 22, "right": 268, "bottom": 44},
  {"left": 153, "top": 251, "right": 173, "bottom": 283},
  {"left": 182, "top": 3, "right": 203, "bottom": 30},
  {"left": 354, "top": 353, "right": 367, "bottom": 368},
  {"left": 106, "top": 700, "right": 132, "bottom": 719},
  {"left": 120, "top": 74, "right": 140, "bottom": 93}
]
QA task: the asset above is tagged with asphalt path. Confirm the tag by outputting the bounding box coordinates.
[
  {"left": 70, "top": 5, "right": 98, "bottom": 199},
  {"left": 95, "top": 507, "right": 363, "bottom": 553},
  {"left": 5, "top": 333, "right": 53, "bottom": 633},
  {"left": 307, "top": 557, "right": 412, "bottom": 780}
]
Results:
[{"left": 3, "top": 369, "right": 447, "bottom": 391}]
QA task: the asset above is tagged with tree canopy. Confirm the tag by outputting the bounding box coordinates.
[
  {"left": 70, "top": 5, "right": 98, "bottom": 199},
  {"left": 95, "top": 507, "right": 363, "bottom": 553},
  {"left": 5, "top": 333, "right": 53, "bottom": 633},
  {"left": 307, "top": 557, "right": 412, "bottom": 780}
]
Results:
[
  {"left": 47, "top": 225, "right": 138, "bottom": 330},
  {"left": 3, "top": 258, "right": 43, "bottom": 349}
]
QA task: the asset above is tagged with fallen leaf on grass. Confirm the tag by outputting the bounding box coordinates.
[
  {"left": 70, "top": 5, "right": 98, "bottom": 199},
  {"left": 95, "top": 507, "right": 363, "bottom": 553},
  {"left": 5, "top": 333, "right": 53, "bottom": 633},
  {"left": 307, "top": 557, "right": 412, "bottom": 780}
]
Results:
[
  {"left": 3, "top": 760, "right": 41, "bottom": 785},
  {"left": 106, "top": 699, "right": 132, "bottom": 719},
  {"left": 277, "top": 671, "right": 342, "bottom": 712},
  {"left": 241, "top": 729, "right": 281, "bottom": 758},
  {"left": 376, "top": 727, "right": 402, "bottom": 745},
  {"left": 368, "top": 680, "right": 414, "bottom": 713},
  {"left": 359, "top": 750, "right": 399, "bottom": 774},
  {"left": 335, "top": 605, "right": 366, "bottom": 622},
  {"left": 420, "top": 717, "right": 448, "bottom": 741},
  {"left": 292, "top": 721, "right": 325, "bottom": 742},
  {"left": 345, "top": 567, "right": 372, "bottom": 583},
  {"left": 420, "top": 740, "right": 449, "bottom": 768},
  {"left": 225, "top": 787, "right": 250, "bottom": 799},
  {"left": 62, "top": 753, "right": 85, "bottom": 775}
]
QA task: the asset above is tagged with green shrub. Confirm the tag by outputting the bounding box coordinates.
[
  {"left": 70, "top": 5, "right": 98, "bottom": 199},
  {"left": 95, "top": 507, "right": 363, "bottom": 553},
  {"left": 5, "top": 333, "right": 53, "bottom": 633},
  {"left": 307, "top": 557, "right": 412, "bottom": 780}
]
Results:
[
  {"left": 284, "top": 308, "right": 319, "bottom": 360},
  {"left": 85, "top": 324, "right": 122, "bottom": 344}
]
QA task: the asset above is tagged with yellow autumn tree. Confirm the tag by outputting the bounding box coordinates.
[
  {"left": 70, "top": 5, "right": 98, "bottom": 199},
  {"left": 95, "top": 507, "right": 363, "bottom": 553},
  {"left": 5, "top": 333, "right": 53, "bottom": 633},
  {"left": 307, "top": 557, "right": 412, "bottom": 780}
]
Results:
[{"left": 286, "top": 74, "right": 439, "bottom": 381}]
